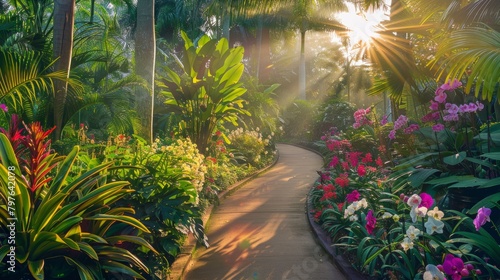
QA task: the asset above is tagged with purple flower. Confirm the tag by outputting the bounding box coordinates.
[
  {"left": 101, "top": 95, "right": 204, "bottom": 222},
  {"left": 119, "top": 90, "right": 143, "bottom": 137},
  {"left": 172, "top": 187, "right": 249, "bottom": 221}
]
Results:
[
  {"left": 404, "top": 124, "right": 420, "bottom": 134},
  {"left": 388, "top": 129, "right": 396, "bottom": 140},
  {"left": 346, "top": 190, "right": 360, "bottom": 203},
  {"left": 393, "top": 115, "right": 408, "bottom": 130},
  {"left": 446, "top": 103, "right": 459, "bottom": 114},
  {"left": 380, "top": 115, "right": 388, "bottom": 126},
  {"left": 0, "top": 104, "right": 7, "bottom": 112},
  {"left": 443, "top": 112, "right": 459, "bottom": 122},
  {"left": 476, "top": 101, "right": 484, "bottom": 111},
  {"left": 432, "top": 123, "right": 445, "bottom": 132},
  {"left": 365, "top": 210, "right": 376, "bottom": 234},
  {"left": 473, "top": 207, "right": 491, "bottom": 231}
]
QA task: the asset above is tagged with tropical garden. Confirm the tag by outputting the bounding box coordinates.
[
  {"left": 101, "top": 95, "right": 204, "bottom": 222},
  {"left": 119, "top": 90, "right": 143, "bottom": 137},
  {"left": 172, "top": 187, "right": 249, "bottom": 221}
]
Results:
[{"left": 0, "top": 0, "right": 499, "bottom": 279}]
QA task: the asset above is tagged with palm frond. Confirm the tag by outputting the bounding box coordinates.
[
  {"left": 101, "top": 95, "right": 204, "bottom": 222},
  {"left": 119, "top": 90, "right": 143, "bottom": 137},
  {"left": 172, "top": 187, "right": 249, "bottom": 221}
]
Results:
[
  {"left": 431, "top": 24, "right": 500, "bottom": 101},
  {"left": 0, "top": 49, "right": 67, "bottom": 111}
]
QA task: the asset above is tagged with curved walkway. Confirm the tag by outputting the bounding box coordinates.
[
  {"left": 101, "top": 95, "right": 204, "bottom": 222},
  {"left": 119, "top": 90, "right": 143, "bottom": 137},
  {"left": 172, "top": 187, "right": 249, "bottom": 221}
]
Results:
[{"left": 183, "top": 144, "right": 346, "bottom": 280}]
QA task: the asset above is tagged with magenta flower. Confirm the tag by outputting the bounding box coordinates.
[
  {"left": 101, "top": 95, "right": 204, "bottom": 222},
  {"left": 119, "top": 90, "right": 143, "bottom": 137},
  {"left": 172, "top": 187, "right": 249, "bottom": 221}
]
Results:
[
  {"left": 434, "top": 88, "right": 447, "bottom": 103},
  {"left": 432, "top": 123, "right": 445, "bottom": 132},
  {"left": 442, "top": 254, "right": 466, "bottom": 280},
  {"left": 346, "top": 190, "right": 360, "bottom": 203},
  {"left": 473, "top": 207, "right": 491, "bottom": 231},
  {"left": 404, "top": 124, "right": 420, "bottom": 134},
  {"left": 429, "top": 100, "right": 439, "bottom": 111},
  {"left": 328, "top": 156, "right": 339, "bottom": 168},
  {"left": 440, "top": 79, "right": 462, "bottom": 91},
  {"left": 419, "top": 192, "right": 434, "bottom": 208},
  {"left": 365, "top": 210, "right": 376, "bottom": 234},
  {"left": 0, "top": 104, "right": 7, "bottom": 112}
]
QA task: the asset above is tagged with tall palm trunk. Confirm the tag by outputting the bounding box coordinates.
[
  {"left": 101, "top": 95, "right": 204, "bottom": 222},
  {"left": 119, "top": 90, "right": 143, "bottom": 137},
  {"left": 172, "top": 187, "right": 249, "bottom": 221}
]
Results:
[
  {"left": 298, "top": 30, "right": 306, "bottom": 100},
  {"left": 135, "top": 0, "right": 155, "bottom": 143},
  {"left": 256, "top": 18, "right": 271, "bottom": 83},
  {"left": 53, "top": 0, "right": 75, "bottom": 140}
]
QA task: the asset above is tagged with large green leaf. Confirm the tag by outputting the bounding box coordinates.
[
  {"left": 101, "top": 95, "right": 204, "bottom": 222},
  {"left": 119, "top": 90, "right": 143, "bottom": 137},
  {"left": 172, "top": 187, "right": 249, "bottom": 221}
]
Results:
[
  {"left": 443, "top": 152, "right": 466, "bottom": 165},
  {"left": 86, "top": 214, "right": 150, "bottom": 233},
  {"left": 407, "top": 168, "right": 440, "bottom": 187}
]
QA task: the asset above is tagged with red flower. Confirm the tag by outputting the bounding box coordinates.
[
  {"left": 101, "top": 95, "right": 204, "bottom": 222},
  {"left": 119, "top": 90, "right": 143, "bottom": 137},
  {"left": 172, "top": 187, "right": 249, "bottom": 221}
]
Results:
[
  {"left": 314, "top": 210, "right": 322, "bottom": 221},
  {"left": 357, "top": 164, "right": 366, "bottom": 177},
  {"left": 207, "top": 157, "right": 217, "bottom": 164},
  {"left": 337, "top": 202, "right": 344, "bottom": 210},
  {"left": 347, "top": 152, "right": 362, "bottom": 167},
  {"left": 341, "top": 161, "right": 349, "bottom": 171},
  {"left": 320, "top": 191, "right": 336, "bottom": 201},
  {"left": 323, "top": 184, "right": 336, "bottom": 193},
  {"left": 375, "top": 156, "right": 383, "bottom": 167},
  {"left": 334, "top": 173, "right": 350, "bottom": 188},
  {"left": 362, "top": 153, "right": 373, "bottom": 163}
]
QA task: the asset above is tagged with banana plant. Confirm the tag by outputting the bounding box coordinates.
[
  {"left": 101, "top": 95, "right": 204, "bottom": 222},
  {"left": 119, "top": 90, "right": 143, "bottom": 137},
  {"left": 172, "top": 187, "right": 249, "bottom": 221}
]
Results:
[
  {"left": 0, "top": 132, "right": 156, "bottom": 279},
  {"left": 157, "top": 31, "right": 250, "bottom": 155}
]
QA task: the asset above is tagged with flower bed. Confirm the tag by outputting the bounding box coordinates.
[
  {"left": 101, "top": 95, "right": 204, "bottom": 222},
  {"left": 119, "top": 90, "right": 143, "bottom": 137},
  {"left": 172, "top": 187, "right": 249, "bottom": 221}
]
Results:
[{"left": 310, "top": 93, "right": 500, "bottom": 279}]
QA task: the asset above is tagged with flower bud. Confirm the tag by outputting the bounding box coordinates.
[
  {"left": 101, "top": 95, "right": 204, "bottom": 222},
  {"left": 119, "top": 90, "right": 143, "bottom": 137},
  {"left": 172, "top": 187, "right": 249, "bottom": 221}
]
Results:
[
  {"left": 475, "top": 269, "right": 482, "bottom": 275},
  {"left": 460, "top": 269, "right": 469, "bottom": 277},
  {"left": 465, "top": 264, "right": 474, "bottom": 271}
]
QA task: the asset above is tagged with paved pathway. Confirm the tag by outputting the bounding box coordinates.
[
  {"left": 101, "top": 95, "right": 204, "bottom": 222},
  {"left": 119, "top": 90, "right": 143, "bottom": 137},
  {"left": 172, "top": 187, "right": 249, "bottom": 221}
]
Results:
[{"left": 183, "top": 144, "right": 346, "bottom": 280}]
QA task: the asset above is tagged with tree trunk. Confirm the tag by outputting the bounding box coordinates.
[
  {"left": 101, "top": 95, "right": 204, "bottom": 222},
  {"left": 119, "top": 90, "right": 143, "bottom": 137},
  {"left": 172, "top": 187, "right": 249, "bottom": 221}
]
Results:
[
  {"left": 298, "top": 30, "right": 306, "bottom": 100},
  {"left": 135, "top": 0, "right": 155, "bottom": 143},
  {"left": 53, "top": 0, "right": 75, "bottom": 140},
  {"left": 256, "top": 18, "right": 271, "bottom": 83}
]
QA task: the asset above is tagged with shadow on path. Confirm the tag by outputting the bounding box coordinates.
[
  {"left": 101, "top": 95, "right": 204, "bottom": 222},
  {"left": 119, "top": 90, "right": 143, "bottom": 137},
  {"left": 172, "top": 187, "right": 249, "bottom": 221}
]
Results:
[{"left": 183, "top": 144, "right": 346, "bottom": 280}]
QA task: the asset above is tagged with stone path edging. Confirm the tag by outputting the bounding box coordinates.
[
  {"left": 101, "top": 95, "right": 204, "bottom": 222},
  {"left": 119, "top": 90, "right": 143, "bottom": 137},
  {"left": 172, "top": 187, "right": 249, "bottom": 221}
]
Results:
[
  {"left": 306, "top": 186, "right": 369, "bottom": 280},
  {"left": 167, "top": 149, "right": 281, "bottom": 280},
  {"left": 290, "top": 143, "right": 369, "bottom": 280}
]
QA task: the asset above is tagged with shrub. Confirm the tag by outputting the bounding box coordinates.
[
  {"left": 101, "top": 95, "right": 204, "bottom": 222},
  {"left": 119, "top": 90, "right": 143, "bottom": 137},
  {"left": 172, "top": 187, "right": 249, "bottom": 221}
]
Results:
[{"left": 0, "top": 123, "right": 154, "bottom": 279}]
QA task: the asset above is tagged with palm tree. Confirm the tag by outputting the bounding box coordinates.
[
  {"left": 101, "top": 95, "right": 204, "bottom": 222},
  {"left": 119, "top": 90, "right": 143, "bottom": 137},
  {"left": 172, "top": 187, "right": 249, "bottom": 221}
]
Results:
[
  {"left": 427, "top": 0, "right": 500, "bottom": 102},
  {"left": 135, "top": 0, "right": 155, "bottom": 143},
  {"left": 53, "top": 0, "right": 76, "bottom": 140}
]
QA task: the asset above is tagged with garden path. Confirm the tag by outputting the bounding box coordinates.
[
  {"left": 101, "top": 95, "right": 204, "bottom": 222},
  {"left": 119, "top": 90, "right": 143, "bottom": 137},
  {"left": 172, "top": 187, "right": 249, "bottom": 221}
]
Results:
[{"left": 183, "top": 144, "right": 346, "bottom": 280}]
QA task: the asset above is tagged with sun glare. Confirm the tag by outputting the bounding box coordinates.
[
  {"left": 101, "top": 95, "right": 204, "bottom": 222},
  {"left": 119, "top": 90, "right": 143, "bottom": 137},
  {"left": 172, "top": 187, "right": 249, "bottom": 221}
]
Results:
[{"left": 335, "top": 4, "right": 387, "bottom": 45}]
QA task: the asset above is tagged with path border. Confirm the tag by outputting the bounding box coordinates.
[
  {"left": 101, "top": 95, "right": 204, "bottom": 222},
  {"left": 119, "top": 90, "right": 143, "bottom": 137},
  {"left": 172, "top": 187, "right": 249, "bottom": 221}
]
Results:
[
  {"left": 290, "top": 142, "right": 369, "bottom": 280},
  {"left": 167, "top": 149, "right": 281, "bottom": 280}
]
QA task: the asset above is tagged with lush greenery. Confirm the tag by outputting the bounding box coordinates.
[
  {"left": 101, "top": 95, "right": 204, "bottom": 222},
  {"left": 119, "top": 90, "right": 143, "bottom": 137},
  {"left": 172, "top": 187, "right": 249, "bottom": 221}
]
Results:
[{"left": 1, "top": 0, "right": 499, "bottom": 279}]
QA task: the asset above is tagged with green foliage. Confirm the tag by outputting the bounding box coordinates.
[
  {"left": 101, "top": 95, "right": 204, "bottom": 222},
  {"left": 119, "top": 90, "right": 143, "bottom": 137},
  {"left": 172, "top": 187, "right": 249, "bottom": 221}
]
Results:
[
  {"left": 431, "top": 24, "right": 500, "bottom": 102},
  {"left": 0, "top": 132, "right": 154, "bottom": 279},
  {"left": 87, "top": 136, "right": 208, "bottom": 278},
  {"left": 312, "top": 99, "right": 356, "bottom": 138},
  {"left": 157, "top": 31, "right": 250, "bottom": 155},
  {"left": 227, "top": 128, "right": 268, "bottom": 167},
  {"left": 281, "top": 99, "right": 317, "bottom": 141},
  {"left": 239, "top": 75, "right": 281, "bottom": 135}
]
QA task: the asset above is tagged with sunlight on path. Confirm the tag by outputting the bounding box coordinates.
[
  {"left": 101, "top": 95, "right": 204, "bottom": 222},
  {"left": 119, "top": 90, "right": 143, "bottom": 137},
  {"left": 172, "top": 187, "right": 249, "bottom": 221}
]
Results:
[{"left": 183, "top": 144, "right": 346, "bottom": 280}]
